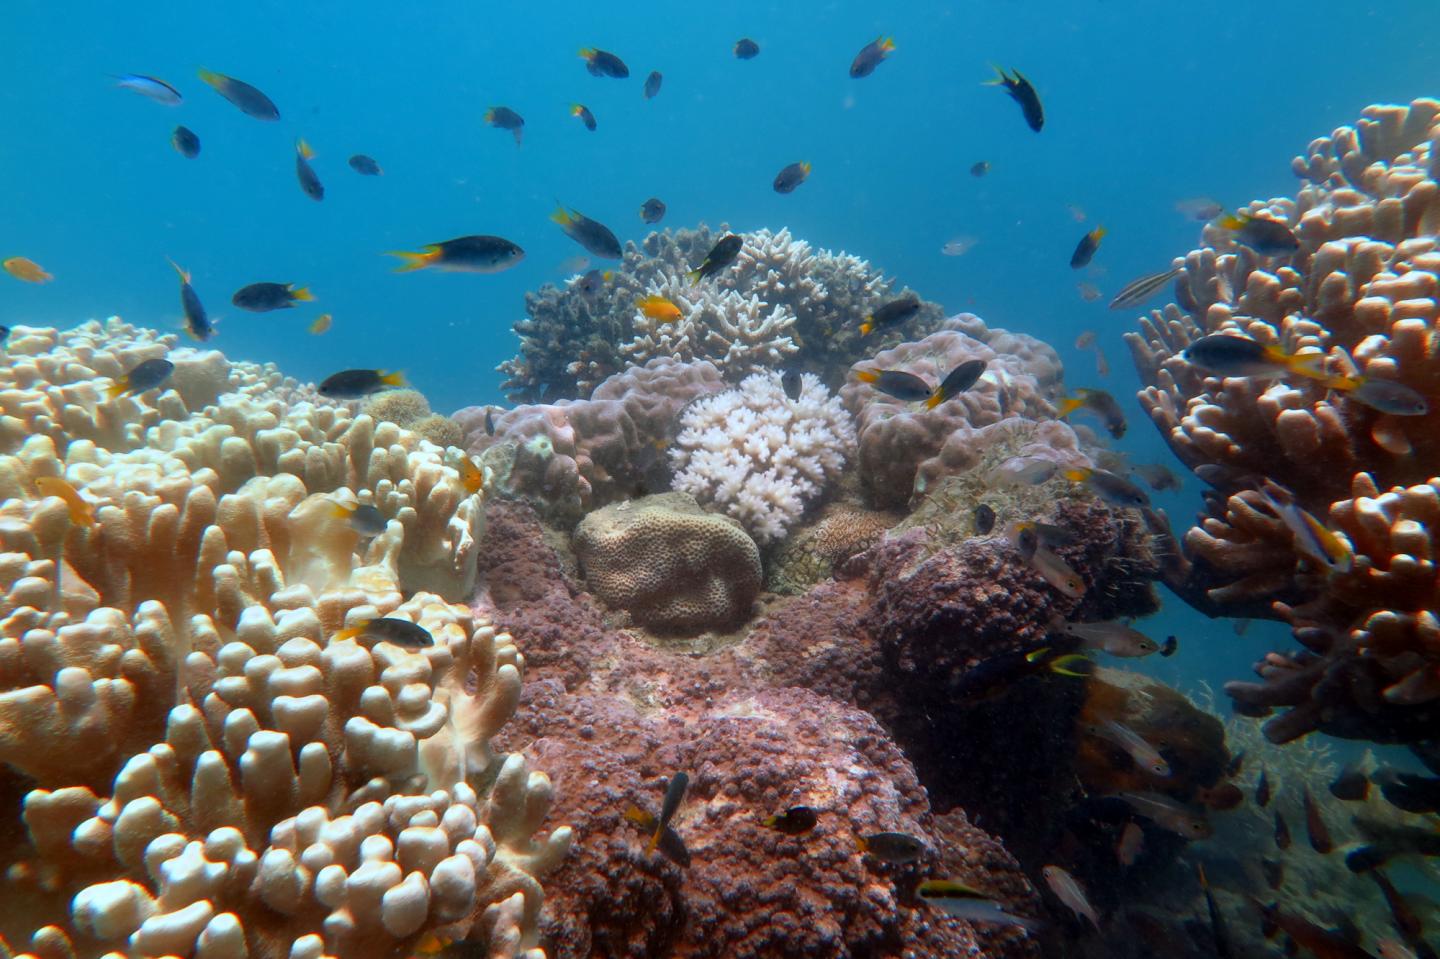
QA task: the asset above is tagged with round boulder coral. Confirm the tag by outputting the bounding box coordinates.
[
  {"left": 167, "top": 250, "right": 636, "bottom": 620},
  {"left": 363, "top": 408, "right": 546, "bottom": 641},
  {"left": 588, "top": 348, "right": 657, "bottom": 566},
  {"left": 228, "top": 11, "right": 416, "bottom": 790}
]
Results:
[
  {"left": 413, "top": 412, "right": 464, "bottom": 448},
  {"left": 363, "top": 387, "right": 431, "bottom": 428},
  {"left": 574, "top": 492, "right": 762, "bottom": 634}
]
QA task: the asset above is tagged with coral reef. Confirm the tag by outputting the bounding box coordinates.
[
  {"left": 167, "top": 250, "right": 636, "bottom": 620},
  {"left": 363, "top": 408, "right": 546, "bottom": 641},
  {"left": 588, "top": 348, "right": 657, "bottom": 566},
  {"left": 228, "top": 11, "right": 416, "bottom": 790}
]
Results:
[
  {"left": 364, "top": 390, "right": 464, "bottom": 450},
  {"left": 1123, "top": 97, "right": 1440, "bottom": 743},
  {"left": 766, "top": 500, "right": 901, "bottom": 594},
  {"left": 840, "top": 316, "right": 1072, "bottom": 509},
  {"left": 574, "top": 493, "right": 762, "bottom": 635},
  {"left": 669, "top": 371, "right": 855, "bottom": 544},
  {"left": 497, "top": 225, "right": 940, "bottom": 403},
  {"left": 0, "top": 320, "right": 568, "bottom": 958}
]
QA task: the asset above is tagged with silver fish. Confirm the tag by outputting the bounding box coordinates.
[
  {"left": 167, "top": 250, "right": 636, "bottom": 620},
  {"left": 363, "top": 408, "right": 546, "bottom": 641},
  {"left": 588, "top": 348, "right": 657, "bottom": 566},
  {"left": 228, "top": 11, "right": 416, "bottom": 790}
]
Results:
[
  {"left": 1042, "top": 865, "right": 1099, "bottom": 929},
  {"left": 1109, "top": 267, "right": 1181, "bottom": 310}
]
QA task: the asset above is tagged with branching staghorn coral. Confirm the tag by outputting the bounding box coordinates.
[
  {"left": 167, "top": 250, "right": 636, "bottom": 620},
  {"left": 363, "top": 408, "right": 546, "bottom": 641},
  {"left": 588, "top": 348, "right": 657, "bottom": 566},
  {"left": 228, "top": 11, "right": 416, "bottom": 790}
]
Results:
[
  {"left": 0, "top": 319, "right": 570, "bottom": 958},
  {"left": 1124, "top": 98, "right": 1440, "bottom": 744}
]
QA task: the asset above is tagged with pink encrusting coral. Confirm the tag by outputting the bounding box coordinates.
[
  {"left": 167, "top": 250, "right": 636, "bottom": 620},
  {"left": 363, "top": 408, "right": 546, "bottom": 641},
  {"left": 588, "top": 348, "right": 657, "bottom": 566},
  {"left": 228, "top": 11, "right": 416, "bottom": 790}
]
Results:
[{"left": 1124, "top": 97, "right": 1440, "bottom": 743}]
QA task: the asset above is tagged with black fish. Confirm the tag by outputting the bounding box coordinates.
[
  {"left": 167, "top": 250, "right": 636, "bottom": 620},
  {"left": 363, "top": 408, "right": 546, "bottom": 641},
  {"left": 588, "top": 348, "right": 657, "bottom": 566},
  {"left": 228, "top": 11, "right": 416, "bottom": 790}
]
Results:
[
  {"left": 925, "top": 359, "right": 986, "bottom": 409},
  {"left": 295, "top": 139, "right": 324, "bottom": 201},
  {"left": 647, "top": 773, "right": 689, "bottom": 854},
  {"left": 762, "top": 805, "right": 816, "bottom": 835},
  {"left": 688, "top": 234, "right": 743, "bottom": 283},
  {"left": 734, "top": 38, "right": 760, "bottom": 59},
  {"left": 854, "top": 368, "right": 931, "bottom": 402},
  {"left": 849, "top": 36, "right": 894, "bottom": 78},
  {"left": 348, "top": 154, "right": 383, "bottom": 175},
  {"left": 168, "top": 259, "right": 212, "bottom": 341},
  {"left": 974, "top": 503, "right": 996, "bottom": 535},
  {"left": 1302, "top": 787, "right": 1333, "bottom": 854},
  {"left": 781, "top": 369, "right": 802, "bottom": 401},
  {"left": 552, "top": 206, "right": 621, "bottom": 259},
  {"left": 319, "top": 369, "right": 406, "bottom": 399},
  {"left": 0, "top": 327, "right": 10, "bottom": 343},
  {"left": 773, "top": 161, "right": 811, "bottom": 194},
  {"left": 970, "top": 161, "right": 990, "bottom": 177},
  {"left": 1070, "top": 226, "right": 1106, "bottom": 268},
  {"left": 643, "top": 70, "right": 662, "bottom": 99},
  {"left": 580, "top": 47, "right": 628, "bottom": 78},
  {"left": 333, "top": 502, "right": 387, "bottom": 537},
  {"left": 171, "top": 125, "right": 200, "bottom": 158},
  {"left": 232, "top": 282, "right": 314, "bottom": 312},
  {"left": 1225, "top": 751, "right": 1246, "bottom": 777},
  {"left": 859, "top": 293, "right": 922, "bottom": 335},
  {"left": 1256, "top": 767, "right": 1271, "bottom": 807},
  {"left": 623, "top": 805, "right": 690, "bottom": 867},
  {"left": 1159, "top": 635, "right": 1178, "bottom": 657},
  {"left": 198, "top": 68, "right": 279, "bottom": 120},
  {"left": 485, "top": 107, "right": 524, "bottom": 146},
  {"left": 1375, "top": 768, "right": 1440, "bottom": 814},
  {"left": 1260, "top": 858, "right": 1284, "bottom": 890},
  {"left": 571, "top": 103, "right": 596, "bottom": 131},
  {"left": 1197, "top": 865, "right": 1234, "bottom": 959},
  {"left": 639, "top": 198, "right": 666, "bottom": 224},
  {"left": 389, "top": 235, "right": 525, "bottom": 274},
  {"left": 484, "top": 408, "right": 496, "bottom": 436},
  {"left": 1273, "top": 810, "right": 1290, "bottom": 850},
  {"left": 1330, "top": 759, "right": 1370, "bottom": 801},
  {"left": 985, "top": 65, "right": 1043, "bottom": 132},
  {"left": 335, "top": 616, "right": 433, "bottom": 648},
  {"left": 1219, "top": 213, "right": 1299, "bottom": 256},
  {"left": 108, "top": 357, "right": 175, "bottom": 399}
]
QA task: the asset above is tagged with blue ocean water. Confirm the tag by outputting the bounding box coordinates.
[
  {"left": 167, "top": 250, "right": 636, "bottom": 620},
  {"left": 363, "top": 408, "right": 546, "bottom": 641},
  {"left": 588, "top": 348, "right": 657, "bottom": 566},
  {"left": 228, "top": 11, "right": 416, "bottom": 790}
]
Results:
[{"left": 0, "top": 0, "right": 1433, "bottom": 700}]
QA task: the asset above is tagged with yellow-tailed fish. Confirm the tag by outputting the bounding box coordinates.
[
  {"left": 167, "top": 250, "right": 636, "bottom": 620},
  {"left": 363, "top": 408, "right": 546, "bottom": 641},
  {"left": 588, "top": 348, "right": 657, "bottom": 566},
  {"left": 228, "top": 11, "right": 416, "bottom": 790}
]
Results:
[
  {"left": 35, "top": 476, "right": 95, "bottom": 526},
  {"left": 648, "top": 772, "right": 688, "bottom": 854},
  {"left": 1181, "top": 334, "right": 1328, "bottom": 381},
  {"left": 334, "top": 617, "right": 433, "bottom": 648},
  {"left": 1055, "top": 388, "right": 1126, "bottom": 438},
  {"left": 1257, "top": 481, "right": 1353, "bottom": 573},
  {"left": 1217, "top": 212, "right": 1299, "bottom": 255}
]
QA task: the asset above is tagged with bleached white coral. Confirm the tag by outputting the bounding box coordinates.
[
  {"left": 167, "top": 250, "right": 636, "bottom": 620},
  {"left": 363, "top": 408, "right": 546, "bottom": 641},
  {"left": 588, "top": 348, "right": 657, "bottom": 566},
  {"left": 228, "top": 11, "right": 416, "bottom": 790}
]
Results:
[
  {"left": 669, "top": 371, "right": 855, "bottom": 544},
  {"left": 622, "top": 274, "right": 797, "bottom": 374}
]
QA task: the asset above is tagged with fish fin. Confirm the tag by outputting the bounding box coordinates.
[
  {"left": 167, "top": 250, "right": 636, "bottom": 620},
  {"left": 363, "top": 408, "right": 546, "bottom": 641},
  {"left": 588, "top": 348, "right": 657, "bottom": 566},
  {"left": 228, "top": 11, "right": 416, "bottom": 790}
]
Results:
[
  {"left": 1282, "top": 351, "right": 1330, "bottom": 380},
  {"left": 859, "top": 319, "right": 875, "bottom": 336},
  {"left": 761, "top": 814, "right": 779, "bottom": 828},
  {"left": 800, "top": 161, "right": 812, "bottom": 175},
  {"left": 1024, "top": 646, "right": 1051, "bottom": 664},
  {"left": 1059, "top": 467, "right": 1090, "bottom": 483},
  {"left": 290, "top": 286, "right": 315, "bottom": 302},
  {"left": 330, "top": 501, "right": 355, "bottom": 520},
  {"left": 105, "top": 379, "right": 128, "bottom": 400},
  {"left": 296, "top": 138, "right": 315, "bottom": 160},
  {"left": 1092, "top": 225, "right": 1107, "bottom": 240},
  {"left": 854, "top": 835, "right": 868, "bottom": 853},
  {"left": 646, "top": 826, "right": 662, "bottom": 854},
  {"left": 880, "top": 36, "right": 895, "bottom": 52},
  {"left": 332, "top": 623, "right": 366, "bottom": 642},
  {"left": 379, "top": 370, "right": 408, "bottom": 388},
  {"left": 686, "top": 268, "right": 703, "bottom": 284},
  {"left": 1048, "top": 654, "right": 1094, "bottom": 677},
  {"left": 923, "top": 389, "right": 946, "bottom": 410},
  {"left": 166, "top": 257, "right": 190, "bottom": 284},
  {"left": 549, "top": 205, "right": 575, "bottom": 226},
  {"left": 578, "top": 47, "right": 595, "bottom": 59},
  {"left": 571, "top": 104, "right": 584, "bottom": 116},
  {"left": 622, "top": 804, "right": 651, "bottom": 827},
  {"left": 982, "top": 63, "right": 1008, "bottom": 86},
  {"left": 854, "top": 369, "right": 878, "bottom": 384},
  {"left": 386, "top": 247, "right": 439, "bottom": 273},
  {"left": 1055, "top": 396, "right": 1084, "bottom": 418},
  {"left": 1217, "top": 213, "right": 1248, "bottom": 230}
]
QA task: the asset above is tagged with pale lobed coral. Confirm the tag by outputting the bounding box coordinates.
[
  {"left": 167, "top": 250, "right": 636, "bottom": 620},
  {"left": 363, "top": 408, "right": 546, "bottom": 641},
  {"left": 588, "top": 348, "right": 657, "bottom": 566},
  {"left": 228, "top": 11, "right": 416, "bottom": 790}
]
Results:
[
  {"left": 0, "top": 319, "right": 569, "bottom": 958},
  {"left": 669, "top": 371, "right": 855, "bottom": 544},
  {"left": 1123, "top": 98, "right": 1440, "bottom": 743}
]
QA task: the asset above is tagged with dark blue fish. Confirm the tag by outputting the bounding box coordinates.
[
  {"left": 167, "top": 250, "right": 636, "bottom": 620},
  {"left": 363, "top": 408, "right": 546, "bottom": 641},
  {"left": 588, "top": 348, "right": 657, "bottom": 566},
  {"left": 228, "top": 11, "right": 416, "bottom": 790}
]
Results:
[
  {"left": 348, "top": 154, "right": 383, "bottom": 176},
  {"left": 985, "top": 65, "right": 1043, "bottom": 132},
  {"left": 171, "top": 125, "right": 200, "bottom": 158},
  {"left": 485, "top": 107, "right": 524, "bottom": 146},
  {"left": 113, "top": 74, "right": 182, "bottom": 105},
  {"left": 168, "top": 259, "right": 212, "bottom": 342},
  {"left": 198, "top": 68, "right": 279, "bottom": 120},
  {"left": 580, "top": 47, "right": 628, "bottom": 78},
  {"left": 639, "top": 198, "right": 666, "bottom": 224},
  {"left": 734, "top": 38, "right": 760, "bottom": 59},
  {"left": 643, "top": 71, "right": 662, "bottom": 99},
  {"left": 295, "top": 140, "right": 324, "bottom": 201}
]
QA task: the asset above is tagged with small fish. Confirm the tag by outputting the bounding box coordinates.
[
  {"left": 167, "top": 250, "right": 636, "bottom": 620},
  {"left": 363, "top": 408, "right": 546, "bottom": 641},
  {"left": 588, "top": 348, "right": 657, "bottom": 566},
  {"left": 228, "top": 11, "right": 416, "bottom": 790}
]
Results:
[
  {"left": 334, "top": 617, "right": 433, "bottom": 648},
  {"left": 648, "top": 772, "right": 689, "bottom": 854},
  {"left": 762, "top": 805, "right": 816, "bottom": 835},
  {"left": 331, "top": 501, "right": 387, "bottom": 537},
  {"left": 112, "top": 73, "right": 182, "bottom": 106},
  {"left": 1076, "top": 282, "right": 1103, "bottom": 302},
  {"left": 168, "top": 259, "right": 212, "bottom": 341},
  {"left": 973, "top": 503, "right": 996, "bottom": 535},
  {"left": 107, "top": 357, "right": 174, "bottom": 399},
  {"left": 860, "top": 294, "right": 922, "bottom": 336},
  {"left": 197, "top": 68, "right": 279, "bottom": 120},
  {"left": 1056, "top": 388, "right": 1126, "bottom": 439},
  {"left": 0, "top": 327, "right": 9, "bottom": 343},
  {"left": 348, "top": 154, "right": 383, "bottom": 175},
  {"left": 3, "top": 257, "right": 53, "bottom": 283},
  {"left": 1060, "top": 467, "right": 1150, "bottom": 509},
  {"left": 1116, "top": 822, "right": 1144, "bottom": 867},
  {"left": 1257, "top": 481, "right": 1353, "bottom": 574},
  {"left": 643, "top": 71, "right": 663, "bottom": 99},
  {"left": 853, "top": 368, "right": 932, "bottom": 402},
  {"left": 1182, "top": 334, "right": 1329, "bottom": 381},
  {"left": 576, "top": 269, "right": 610, "bottom": 296},
  {"left": 1251, "top": 900, "right": 1376, "bottom": 959},
  {"left": 1370, "top": 870, "right": 1423, "bottom": 947},
  {"left": 734, "top": 38, "right": 760, "bottom": 59},
  {"left": 622, "top": 805, "right": 690, "bottom": 867},
  {"left": 781, "top": 369, "right": 803, "bottom": 402},
  {"left": 580, "top": 47, "right": 629, "bottom": 78},
  {"left": 1274, "top": 810, "right": 1291, "bottom": 850},
  {"left": 1218, "top": 212, "right": 1299, "bottom": 256},
  {"left": 1067, "top": 204, "right": 1087, "bottom": 223},
  {"left": 1133, "top": 463, "right": 1180, "bottom": 492},
  {"left": 570, "top": 103, "right": 597, "bottom": 131},
  {"left": 1091, "top": 720, "right": 1169, "bottom": 776},
  {"left": 318, "top": 369, "right": 407, "bottom": 399},
  {"left": 1070, "top": 226, "right": 1106, "bottom": 269},
  {"left": 635, "top": 295, "right": 682, "bottom": 323},
  {"left": 484, "top": 107, "right": 524, "bottom": 146},
  {"left": 773, "top": 161, "right": 811, "bottom": 194},
  {"left": 985, "top": 65, "right": 1043, "bottom": 132},
  {"left": 1255, "top": 767, "right": 1272, "bottom": 807},
  {"left": 1109, "top": 268, "right": 1181, "bottom": 310},
  {"left": 1095, "top": 350, "right": 1110, "bottom": 377},
  {"left": 1031, "top": 545, "right": 1085, "bottom": 599},
  {"left": 552, "top": 206, "right": 622, "bottom": 259},
  {"left": 388, "top": 236, "right": 525, "bottom": 274},
  {"left": 855, "top": 831, "right": 926, "bottom": 864},
  {"left": 294, "top": 139, "right": 324, "bottom": 201},
  {"left": 941, "top": 236, "right": 978, "bottom": 257},
  {"left": 639, "top": 198, "right": 667, "bottom": 224},
  {"left": 309, "top": 314, "right": 333, "bottom": 335},
  {"left": 1159, "top": 635, "right": 1178, "bottom": 657},
  {"left": 1007, "top": 521, "right": 1040, "bottom": 562},
  {"left": 990, "top": 457, "right": 1058, "bottom": 487},
  {"left": 1196, "top": 864, "right": 1234, "bottom": 959},
  {"left": 232, "top": 282, "right": 314, "bottom": 312},
  {"left": 1175, "top": 197, "right": 1224, "bottom": 221},
  {"left": 1225, "top": 751, "right": 1246, "bottom": 777},
  {"left": 1374, "top": 767, "right": 1440, "bottom": 814},
  {"left": 1302, "top": 787, "right": 1333, "bottom": 854},
  {"left": 1027, "top": 647, "right": 1094, "bottom": 680},
  {"left": 918, "top": 880, "right": 1040, "bottom": 931},
  {"left": 688, "top": 234, "right": 744, "bottom": 283},
  {"left": 970, "top": 161, "right": 990, "bottom": 177},
  {"left": 484, "top": 408, "right": 496, "bottom": 436},
  {"left": 1042, "top": 865, "right": 1098, "bottom": 929},
  {"left": 1330, "top": 757, "right": 1370, "bottom": 802},
  {"left": 1115, "top": 792, "right": 1212, "bottom": 839},
  {"left": 171, "top": 125, "right": 200, "bottom": 158},
  {"left": 1260, "top": 858, "right": 1284, "bottom": 890},
  {"left": 1325, "top": 374, "right": 1430, "bottom": 416},
  {"left": 34, "top": 476, "right": 96, "bottom": 526},
  {"left": 1060, "top": 621, "right": 1159, "bottom": 658},
  {"left": 924, "top": 359, "right": 987, "bottom": 409},
  {"left": 849, "top": 36, "right": 895, "bottom": 79}
]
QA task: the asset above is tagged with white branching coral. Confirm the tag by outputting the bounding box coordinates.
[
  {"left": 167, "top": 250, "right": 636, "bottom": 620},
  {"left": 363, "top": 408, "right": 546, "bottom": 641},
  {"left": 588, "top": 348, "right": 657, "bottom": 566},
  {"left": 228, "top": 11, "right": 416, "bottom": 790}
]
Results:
[
  {"left": 621, "top": 274, "right": 797, "bottom": 374},
  {"left": 669, "top": 372, "right": 855, "bottom": 544}
]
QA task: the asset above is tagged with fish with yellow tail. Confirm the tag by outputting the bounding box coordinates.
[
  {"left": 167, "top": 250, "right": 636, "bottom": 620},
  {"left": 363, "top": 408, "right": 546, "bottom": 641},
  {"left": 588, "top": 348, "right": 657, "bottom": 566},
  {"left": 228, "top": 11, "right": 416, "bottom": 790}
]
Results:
[
  {"left": 294, "top": 138, "right": 324, "bottom": 201},
  {"left": 1182, "top": 333, "right": 1329, "bottom": 380},
  {"left": 984, "top": 65, "right": 1043, "bottom": 132},
  {"left": 646, "top": 772, "right": 689, "bottom": 854},
  {"left": 688, "top": 234, "right": 743, "bottom": 283},
  {"left": 1069, "top": 226, "right": 1106, "bottom": 269},
  {"left": 855, "top": 831, "right": 926, "bottom": 864},
  {"left": 924, "top": 359, "right": 987, "bottom": 409},
  {"left": 168, "top": 258, "right": 213, "bottom": 341},
  {"left": 1217, "top": 211, "right": 1299, "bottom": 255},
  {"left": 859, "top": 293, "right": 921, "bottom": 336},
  {"left": 1055, "top": 388, "right": 1126, "bottom": 438},
  {"left": 387, "top": 236, "right": 525, "bottom": 274},
  {"left": 333, "top": 617, "right": 433, "bottom": 649},
  {"left": 917, "top": 880, "right": 1041, "bottom": 931},
  {"left": 106, "top": 357, "right": 174, "bottom": 399},
  {"left": 330, "top": 501, "right": 387, "bottom": 537},
  {"left": 34, "top": 476, "right": 96, "bottom": 526},
  {"left": 551, "top": 206, "right": 622, "bottom": 259},
  {"left": 853, "top": 368, "right": 932, "bottom": 402},
  {"left": 1257, "top": 481, "right": 1353, "bottom": 574},
  {"left": 635, "top": 295, "right": 682, "bottom": 323},
  {"left": 318, "top": 369, "right": 407, "bottom": 399},
  {"left": 622, "top": 804, "right": 690, "bottom": 866},
  {"left": 1061, "top": 466, "right": 1150, "bottom": 509}
]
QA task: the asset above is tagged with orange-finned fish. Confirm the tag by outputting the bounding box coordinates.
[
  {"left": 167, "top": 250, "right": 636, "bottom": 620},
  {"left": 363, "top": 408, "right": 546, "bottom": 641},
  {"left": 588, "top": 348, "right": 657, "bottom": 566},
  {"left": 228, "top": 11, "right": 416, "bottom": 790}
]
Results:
[
  {"left": 859, "top": 293, "right": 922, "bottom": 336},
  {"left": 459, "top": 455, "right": 484, "bottom": 495},
  {"left": 387, "top": 235, "right": 525, "bottom": 274},
  {"left": 570, "top": 103, "right": 597, "bottom": 131},
  {"left": 1061, "top": 466, "right": 1150, "bottom": 509},
  {"left": 622, "top": 804, "right": 691, "bottom": 867},
  {"left": 168, "top": 258, "right": 213, "bottom": 341},
  {"left": 924, "top": 359, "right": 987, "bottom": 409},
  {"left": 295, "top": 138, "right": 324, "bottom": 201},
  {"left": 635, "top": 295, "right": 682, "bottom": 323},
  {"left": 485, "top": 106, "right": 525, "bottom": 146},
  {"left": 330, "top": 501, "right": 387, "bottom": 537},
  {"left": 1218, "top": 212, "right": 1299, "bottom": 255},
  {"left": 1182, "top": 333, "right": 1327, "bottom": 380},
  {"left": 3, "top": 257, "right": 53, "bottom": 283},
  {"left": 334, "top": 617, "right": 433, "bottom": 648},
  {"left": 35, "top": 476, "right": 95, "bottom": 526},
  {"left": 773, "top": 161, "right": 811, "bottom": 194},
  {"left": 107, "top": 357, "right": 175, "bottom": 399},
  {"left": 762, "top": 805, "right": 818, "bottom": 835},
  {"left": 1258, "top": 481, "right": 1353, "bottom": 574},
  {"left": 648, "top": 772, "right": 689, "bottom": 854}
]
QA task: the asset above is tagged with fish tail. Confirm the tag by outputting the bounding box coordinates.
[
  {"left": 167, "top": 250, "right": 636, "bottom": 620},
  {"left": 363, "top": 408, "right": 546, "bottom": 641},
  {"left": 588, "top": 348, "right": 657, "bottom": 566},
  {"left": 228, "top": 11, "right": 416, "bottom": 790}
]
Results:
[
  {"left": 1048, "top": 654, "right": 1094, "bottom": 678},
  {"left": 923, "top": 389, "right": 946, "bottom": 410},
  {"left": 379, "top": 370, "right": 408, "bottom": 388},
  {"left": 686, "top": 268, "right": 704, "bottom": 284},
  {"left": 800, "top": 161, "right": 812, "bottom": 175},
  {"left": 332, "top": 623, "right": 366, "bottom": 642},
  {"left": 578, "top": 47, "right": 595, "bottom": 60},
  {"left": 1059, "top": 467, "right": 1090, "bottom": 483},
  {"left": 854, "top": 369, "right": 878, "bottom": 384},
  {"left": 571, "top": 104, "right": 584, "bottom": 116},
  {"left": 761, "top": 814, "right": 779, "bottom": 828},
  {"left": 196, "top": 67, "right": 221, "bottom": 88},
  {"left": 880, "top": 36, "right": 895, "bottom": 52},
  {"left": 982, "top": 63, "right": 1010, "bottom": 86},
  {"left": 386, "top": 247, "right": 439, "bottom": 273},
  {"left": 296, "top": 138, "right": 315, "bottom": 159},
  {"left": 859, "top": 319, "right": 875, "bottom": 336},
  {"left": 330, "top": 501, "right": 355, "bottom": 520},
  {"left": 166, "top": 257, "right": 190, "bottom": 283},
  {"left": 1217, "top": 213, "right": 1247, "bottom": 230},
  {"left": 622, "top": 804, "right": 651, "bottom": 827},
  {"left": 853, "top": 835, "right": 868, "bottom": 853},
  {"left": 105, "top": 379, "right": 128, "bottom": 400},
  {"left": 1093, "top": 225, "right": 1107, "bottom": 240},
  {"left": 646, "top": 826, "right": 662, "bottom": 854},
  {"left": 1282, "top": 350, "right": 1330, "bottom": 380},
  {"left": 1055, "top": 396, "right": 1084, "bottom": 418},
  {"left": 290, "top": 286, "right": 315, "bottom": 302},
  {"left": 549, "top": 205, "right": 574, "bottom": 226}
]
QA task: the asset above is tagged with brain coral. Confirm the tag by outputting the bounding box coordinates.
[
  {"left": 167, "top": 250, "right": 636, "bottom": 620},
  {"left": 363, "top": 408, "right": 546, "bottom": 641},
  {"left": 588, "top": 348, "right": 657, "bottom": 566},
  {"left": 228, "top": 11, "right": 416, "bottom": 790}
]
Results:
[
  {"left": 573, "top": 492, "right": 762, "bottom": 634},
  {"left": 669, "top": 371, "right": 855, "bottom": 544},
  {"left": 1123, "top": 97, "right": 1440, "bottom": 744},
  {"left": 0, "top": 319, "right": 569, "bottom": 958}
]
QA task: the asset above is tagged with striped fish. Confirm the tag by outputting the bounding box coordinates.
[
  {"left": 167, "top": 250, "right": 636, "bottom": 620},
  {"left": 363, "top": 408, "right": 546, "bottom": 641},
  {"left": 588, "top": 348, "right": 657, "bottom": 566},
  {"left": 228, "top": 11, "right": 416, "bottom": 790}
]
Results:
[{"left": 1108, "top": 267, "right": 1181, "bottom": 310}]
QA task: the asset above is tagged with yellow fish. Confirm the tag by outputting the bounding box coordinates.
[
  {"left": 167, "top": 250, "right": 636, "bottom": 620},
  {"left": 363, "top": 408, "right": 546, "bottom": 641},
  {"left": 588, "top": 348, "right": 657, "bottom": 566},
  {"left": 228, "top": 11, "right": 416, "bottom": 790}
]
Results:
[
  {"left": 459, "top": 455, "right": 484, "bottom": 495},
  {"left": 309, "top": 313, "right": 332, "bottom": 335},
  {"left": 35, "top": 476, "right": 95, "bottom": 526},
  {"left": 635, "top": 294, "right": 682, "bottom": 323},
  {"left": 4, "top": 257, "right": 53, "bottom": 283}
]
